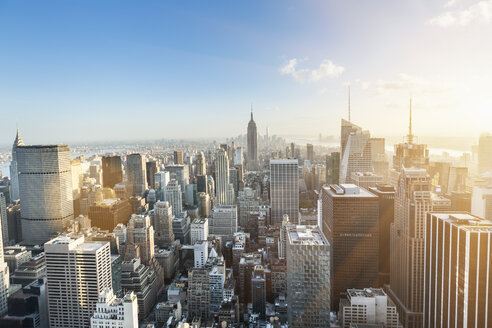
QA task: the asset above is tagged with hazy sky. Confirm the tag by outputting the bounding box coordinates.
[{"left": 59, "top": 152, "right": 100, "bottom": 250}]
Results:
[{"left": 1, "top": 0, "right": 491, "bottom": 145}]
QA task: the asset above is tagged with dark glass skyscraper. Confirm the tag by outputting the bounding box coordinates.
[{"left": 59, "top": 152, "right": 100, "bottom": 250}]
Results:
[
  {"left": 102, "top": 155, "right": 123, "bottom": 188},
  {"left": 247, "top": 111, "right": 258, "bottom": 171}
]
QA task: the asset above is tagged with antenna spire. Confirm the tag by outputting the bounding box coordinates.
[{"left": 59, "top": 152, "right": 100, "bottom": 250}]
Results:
[
  {"left": 251, "top": 103, "right": 253, "bottom": 120},
  {"left": 348, "top": 85, "right": 351, "bottom": 122},
  {"left": 408, "top": 96, "right": 414, "bottom": 143}
]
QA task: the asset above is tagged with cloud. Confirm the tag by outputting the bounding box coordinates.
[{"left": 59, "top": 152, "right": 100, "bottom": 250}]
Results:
[
  {"left": 444, "top": 0, "right": 457, "bottom": 8},
  {"left": 280, "top": 58, "right": 344, "bottom": 82},
  {"left": 372, "top": 74, "right": 450, "bottom": 94},
  {"left": 429, "top": 0, "right": 492, "bottom": 27}
]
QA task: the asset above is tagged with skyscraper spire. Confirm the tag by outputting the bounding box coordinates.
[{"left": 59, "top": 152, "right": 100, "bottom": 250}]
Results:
[
  {"left": 251, "top": 103, "right": 253, "bottom": 121},
  {"left": 407, "top": 96, "right": 414, "bottom": 144}
]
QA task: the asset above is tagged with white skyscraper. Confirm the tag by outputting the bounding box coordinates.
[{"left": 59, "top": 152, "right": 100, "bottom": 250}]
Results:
[
  {"left": 210, "top": 205, "right": 237, "bottom": 239},
  {"left": 191, "top": 218, "right": 209, "bottom": 245},
  {"left": 194, "top": 240, "right": 208, "bottom": 268},
  {"left": 45, "top": 235, "right": 112, "bottom": 328},
  {"left": 215, "top": 148, "right": 231, "bottom": 205},
  {"left": 270, "top": 159, "right": 299, "bottom": 224},
  {"left": 90, "top": 289, "right": 139, "bottom": 328},
  {"left": 17, "top": 144, "right": 74, "bottom": 245},
  {"left": 165, "top": 179, "right": 182, "bottom": 216},
  {"left": 339, "top": 119, "right": 373, "bottom": 184}
]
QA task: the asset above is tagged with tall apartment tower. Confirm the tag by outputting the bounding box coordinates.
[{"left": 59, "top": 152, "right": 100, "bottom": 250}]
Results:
[
  {"left": 478, "top": 134, "right": 492, "bottom": 174},
  {"left": 0, "top": 199, "right": 8, "bottom": 316},
  {"left": 154, "top": 201, "right": 175, "bottom": 248},
  {"left": 339, "top": 119, "right": 373, "bottom": 184},
  {"left": 424, "top": 213, "right": 492, "bottom": 328},
  {"left": 45, "top": 235, "right": 112, "bottom": 328},
  {"left": 387, "top": 168, "right": 432, "bottom": 328},
  {"left": 165, "top": 179, "right": 182, "bottom": 216},
  {"left": 196, "top": 152, "right": 207, "bottom": 176},
  {"left": 126, "top": 153, "right": 147, "bottom": 197},
  {"left": 247, "top": 111, "right": 258, "bottom": 171},
  {"left": 321, "top": 184, "right": 379, "bottom": 310},
  {"left": 270, "top": 159, "right": 299, "bottom": 224},
  {"left": 102, "top": 156, "right": 123, "bottom": 188},
  {"left": 173, "top": 150, "right": 184, "bottom": 165},
  {"left": 17, "top": 144, "right": 74, "bottom": 245},
  {"left": 126, "top": 214, "right": 155, "bottom": 265},
  {"left": 9, "top": 129, "right": 24, "bottom": 201},
  {"left": 286, "top": 225, "right": 330, "bottom": 328},
  {"left": 251, "top": 265, "right": 266, "bottom": 320},
  {"left": 215, "top": 148, "right": 231, "bottom": 205}
]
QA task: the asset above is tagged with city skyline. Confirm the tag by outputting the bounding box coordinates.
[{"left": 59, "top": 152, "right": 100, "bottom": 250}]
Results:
[{"left": 1, "top": 1, "right": 491, "bottom": 143}]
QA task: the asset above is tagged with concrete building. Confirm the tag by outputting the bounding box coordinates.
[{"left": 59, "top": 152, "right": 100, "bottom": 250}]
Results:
[
  {"left": 210, "top": 205, "right": 237, "bottom": 240},
  {"left": 90, "top": 288, "right": 138, "bottom": 328},
  {"left": 191, "top": 218, "right": 208, "bottom": 245},
  {"left": 172, "top": 216, "right": 190, "bottom": 245},
  {"left": 89, "top": 198, "right": 132, "bottom": 231},
  {"left": 339, "top": 288, "right": 401, "bottom": 328},
  {"left": 270, "top": 159, "right": 299, "bottom": 224},
  {"left": 423, "top": 212, "right": 492, "bottom": 328},
  {"left": 126, "top": 214, "right": 154, "bottom": 265},
  {"left": 17, "top": 144, "right": 74, "bottom": 245},
  {"left": 322, "top": 184, "right": 379, "bottom": 310},
  {"left": 387, "top": 168, "right": 432, "bottom": 328},
  {"left": 154, "top": 171, "right": 170, "bottom": 202},
  {"left": 165, "top": 165, "right": 189, "bottom": 195},
  {"left": 286, "top": 225, "right": 330, "bottom": 328},
  {"left": 173, "top": 150, "right": 184, "bottom": 165},
  {"left": 194, "top": 240, "right": 208, "bottom": 268},
  {"left": 126, "top": 153, "right": 147, "bottom": 197},
  {"left": 351, "top": 172, "right": 383, "bottom": 189},
  {"left": 3, "top": 246, "right": 31, "bottom": 272},
  {"left": 165, "top": 180, "right": 182, "bottom": 216},
  {"left": 45, "top": 235, "right": 112, "bottom": 328},
  {"left": 12, "top": 252, "right": 46, "bottom": 287},
  {"left": 339, "top": 119, "right": 373, "bottom": 184},
  {"left": 196, "top": 152, "right": 207, "bottom": 176},
  {"left": 154, "top": 201, "right": 175, "bottom": 248}
]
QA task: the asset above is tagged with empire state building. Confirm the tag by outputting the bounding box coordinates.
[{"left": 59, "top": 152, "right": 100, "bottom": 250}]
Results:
[{"left": 247, "top": 110, "right": 258, "bottom": 171}]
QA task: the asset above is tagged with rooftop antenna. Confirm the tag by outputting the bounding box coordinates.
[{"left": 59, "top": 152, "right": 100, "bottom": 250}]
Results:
[
  {"left": 408, "top": 95, "right": 414, "bottom": 143},
  {"left": 348, "top": 85, "right": 351, "bottom": 122},
  {"left": 251, "top": 103, "right": 253, "bottom": 120}
]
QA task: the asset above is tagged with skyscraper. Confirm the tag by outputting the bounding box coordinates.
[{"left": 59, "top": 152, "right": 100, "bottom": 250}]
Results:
[
  {"left": 215, "top": 148, "right": 231, "bottom": 205},
  {"left": 146, "top": 160, "right": 158, "bottom": 189},
  {"left": 270, "top": 159, "right": 299, "bottom": 224},
  {"left": 0, "top": 196, "right": 8, "bottom": 316},
  {"left": 326, "top": 152, "right": 340, "bottom": 185},
  {"left": 45, "top": 235, "right": 112, "bottom": 328},
  {"left": 339, "top": 119, "right": 373, "bottom": 184},
  {"left": 126, "top": 214, "right": 155, "bottom": 265},
  {"left": 9, "top": 129, "right": 24, "bottom": 201},
  {"left": 423, "top": 213, "right": 492, "bottom": 328},
  {"left": 165, "top": 179, "right": 182, "bottom": 216},
  {"left": 210, "top": 205, "right": 237, "bottom": 240},
  {"left": 286, "top": 225, "right": 330, "bottom": 328},
  {"left": 387, "top": 168, "right": 432, "bottom": 328},
  {"left": 306, "top": 143, "right": 314, "bottom": 163},
  {"left": 322, "top": 184, "right": 379, "bottom": 310},
  {"left": 195, "top": 152, "right": 207, "bottom": 176},
  {"left": 126, "top": 153, "right": 147, "bottom": 197},
  {"left": 251, "top": 265, "right": 266, "bottom": 320},
  {"left": 173, "top": 150, "right": 184, "bottom": 165},
  {"left": 154, "top": 201, "right": 175, "bottom": 248},
  {"left": 17, "top": 144, "right": 74, "bottom": 245},
  {"left": 247, "top": 110, "right": 258, "bottom": 171},
  {"left": 102, "top": 156, "right": 123, "bottom": 189}
]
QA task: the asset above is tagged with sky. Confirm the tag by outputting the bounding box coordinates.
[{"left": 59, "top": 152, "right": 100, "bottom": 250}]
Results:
[{"left": 0, "top": 0, "right": 491, "bottom": 145}]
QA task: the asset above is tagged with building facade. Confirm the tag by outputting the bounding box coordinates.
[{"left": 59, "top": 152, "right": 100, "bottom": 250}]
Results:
[{"left": 270, "top": 159, "right": 299, "bottom": 224}]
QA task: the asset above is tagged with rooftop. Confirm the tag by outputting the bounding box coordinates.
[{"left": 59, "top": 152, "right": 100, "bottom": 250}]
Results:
[
  {"left": 324, "top": 184, "right": 377, "bottom": 198},
  {"left": 287, "top": 225, "right": 329, "bottom": 246},
  {"left": 430, "top": 212, "right": 492, "bottom": 232}
]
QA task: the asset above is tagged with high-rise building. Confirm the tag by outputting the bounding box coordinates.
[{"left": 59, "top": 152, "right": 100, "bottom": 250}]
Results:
[
  {"left": 326, "top": 152, "right": 340, "bottom": 185},
  {"left": 322, "top": 184, "right": 379, "bottom": 310},
  {"left": 165, "top": 165, "right": 189, "bottom": 195},
  {"left": 270, "top": 159, "right": 299, "bottom": 224},
  {"left": 210, "top": 205, "right": 237, "bottom": 240},
  {"left": 191, "top": 218, "right": 208, "bottom": 245},
  {"left": 172, "top": 216, "right": 191, "bottom": 245},
  {"left": 339, "top": 119, "right": 373, "bottom": 184},
  {"left": 154, "top": 201, "right": 175, "bottom": 248},
  {"left": 196, "top": 152, "right": 207, "bottom": 176},
  {"left": 188, "top": 267, "right": 211, "bottom": 320},
  {"left": 126, "top": 154, "right": 147, "bottom": 197},
  {"left": 0, "top": 196, "right": 8, "bottom": 316},
  {"left": 146, "top": 161, "right": 158, "bottom": 189},
  {"left": 198, "top": 192, "right": 210, "bottom": 218},
  {"left": 251, "top": 265, "right": 266, "bottom": 320},
  {"left": 0, "top": 193, "right": 8, "bottom": 245},
  {"left": 89, "top": 198, "right": 132, "bottom": 232},
  {"left": 154, "top": 171, "right": 170, "bottom": 201},
  {"left": 233, "top": 147, "right": 243, "bottom": 166},
  {"left": 424, "top": 213, "right": 492, "bottom": 328},
  {"left": 174, "top": 151, "right": 184, "bottom": 165},
  {"left": 215, "top": 148, "right": 231, "bottom": 205},
  {"left": 126, "top": 214, "right": 154, "bottom": 265},
  {"left": 247, "top": 111, "right": 258, "bottom": 171},
  {"left": 90, "top": 289, "right": 139, "bottom": 328},
  {"left": 194, "top": 240, "right": 208, "bottom": 268},
  {"left": 369, "top": 184, "right": 396, "bottom": 287},
  {"left": 471, "top": 185, "right": 492, "bottom": 220},
  {"left": 165, "top": 180, "right": 182, "bottom": 216},
  {"left": 101, "top": 156, "right": 123, "bottom": 189},
  {"left": 306, "top": 143, "right": 314, "bottom": 163},
  {"left": 9, "top": 129, "right": 24, "bottom": 201},
  {"left": 351, "top": 171, "right": 383, "bottom": 189},
  {"left": 17, "top": 144, "right": 74, "bottom": 245},
  {"left": 387, "top": 168, "right": 432, "bottom": 328},
  {"left": 478, "top": 134, "right": 492, "bottom": 174},
  {"left": 45, "top": 235, "right": 112, "bottom": 328},
  {"left": 339, "top": 288, "right": 401, "bottom": 328},
  {"left": 286, "top": 225, "right": 330, "bottom": 328}
]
